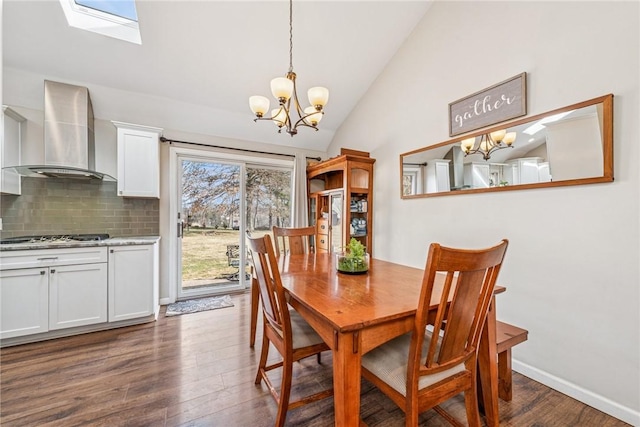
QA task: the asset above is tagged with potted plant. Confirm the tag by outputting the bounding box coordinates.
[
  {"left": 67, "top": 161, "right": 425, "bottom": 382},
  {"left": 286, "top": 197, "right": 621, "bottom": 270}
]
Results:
[{"left": 336, "top": 238, "right": 370, "bottom": 274}]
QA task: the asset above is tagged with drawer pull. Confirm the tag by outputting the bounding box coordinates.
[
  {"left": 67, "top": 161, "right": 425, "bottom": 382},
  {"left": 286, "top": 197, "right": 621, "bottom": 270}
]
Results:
[
  {"left": 40, "top": 270, "right": 46, "bottom": 275},
  {"left": 37, "top": 257, "right": 59, "bottom": 261},
  {"left": 51, "top": 269, "right": 56, "bottom": 274}
]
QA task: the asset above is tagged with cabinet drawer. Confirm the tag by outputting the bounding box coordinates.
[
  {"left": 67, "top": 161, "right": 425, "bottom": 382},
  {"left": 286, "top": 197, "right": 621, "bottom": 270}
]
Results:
[
  {"left": 317, "top": 219, "right": 329, "bottom": 234},
  {"left": 0, "top": 247, "right": 108, "bottom": 270},
  {"left": 317, "top": 235, "right": 330, "bottom": 252}
]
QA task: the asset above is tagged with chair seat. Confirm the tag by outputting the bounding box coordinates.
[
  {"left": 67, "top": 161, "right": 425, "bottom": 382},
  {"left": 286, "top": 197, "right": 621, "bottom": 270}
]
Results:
[
  {"left": 276, "top": 308, "right": 326, "bottom": 349},
  {"left": 362, "top": 331, "right": 466, "bottom": 397}
]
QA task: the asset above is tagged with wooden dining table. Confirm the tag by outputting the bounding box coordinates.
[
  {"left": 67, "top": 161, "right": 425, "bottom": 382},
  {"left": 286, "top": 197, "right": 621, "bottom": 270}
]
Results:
[{"left": 277, "top": 252, "right": 504, "bottom": 427}]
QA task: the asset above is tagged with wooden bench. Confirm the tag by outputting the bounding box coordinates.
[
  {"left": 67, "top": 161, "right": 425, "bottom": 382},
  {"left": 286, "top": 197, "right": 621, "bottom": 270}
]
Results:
[{"left": 496, "top": 321, "right": 529, "bottom": 401}]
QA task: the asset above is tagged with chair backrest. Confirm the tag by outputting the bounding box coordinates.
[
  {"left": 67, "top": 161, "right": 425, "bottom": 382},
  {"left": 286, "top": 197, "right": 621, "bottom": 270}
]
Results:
[
  {"left": 272, "top": 226, "right": 315, "bottom": 255},
  {"left": 247, "top": 234, "right": 291, "bottom": 341},
  {"left": 410, "top": 240, "right": 509, "bottom": 379}
]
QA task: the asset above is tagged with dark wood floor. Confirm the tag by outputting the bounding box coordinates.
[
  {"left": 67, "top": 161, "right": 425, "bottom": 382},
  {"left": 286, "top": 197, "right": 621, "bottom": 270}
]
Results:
[{"left": 0, "top": 292, "right": 629, "bottom": 427}]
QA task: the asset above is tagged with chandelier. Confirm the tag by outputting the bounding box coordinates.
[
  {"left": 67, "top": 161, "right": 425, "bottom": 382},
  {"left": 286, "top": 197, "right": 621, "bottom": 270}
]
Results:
[
  {"left": 249, "top": 0, "right": 329, "bottom": 136},
  {"left": 460, "top": 129, "right": 517, "bottom": 160}
]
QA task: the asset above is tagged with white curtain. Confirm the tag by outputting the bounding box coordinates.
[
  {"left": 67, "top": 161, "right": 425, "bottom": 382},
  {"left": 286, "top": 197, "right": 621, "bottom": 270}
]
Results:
[{"left": 291, "top": 153, "right": 309, "bottom": 227}]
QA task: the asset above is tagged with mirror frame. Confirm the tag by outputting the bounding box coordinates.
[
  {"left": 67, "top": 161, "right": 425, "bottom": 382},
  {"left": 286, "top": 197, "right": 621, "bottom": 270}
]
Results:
[{"left": 400, "top": 94, "right": 613, "bottom": 198}]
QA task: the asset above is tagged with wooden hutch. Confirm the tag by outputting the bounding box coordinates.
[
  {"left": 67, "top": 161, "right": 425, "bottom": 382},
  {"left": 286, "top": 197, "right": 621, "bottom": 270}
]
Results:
[{"left": 307, "top": 148, "right": 375, "bottom": 254}]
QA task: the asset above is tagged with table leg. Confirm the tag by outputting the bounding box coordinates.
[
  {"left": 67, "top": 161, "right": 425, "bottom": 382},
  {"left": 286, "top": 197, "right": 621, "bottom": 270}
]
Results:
[
  {"left": 478, "top": 296, "right": 499, "bottom": 427},
  {"left": 249, "top": 277, "right": 258, "bottom": 347},
  {"left": 333, "top": 330, "right": 362, "bottom": 427}
]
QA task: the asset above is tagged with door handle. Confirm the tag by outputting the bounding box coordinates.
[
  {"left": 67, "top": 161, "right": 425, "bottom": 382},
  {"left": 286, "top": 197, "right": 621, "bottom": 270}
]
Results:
[{"left": 177, "top": 221, "right": 183, "bottom": 238}]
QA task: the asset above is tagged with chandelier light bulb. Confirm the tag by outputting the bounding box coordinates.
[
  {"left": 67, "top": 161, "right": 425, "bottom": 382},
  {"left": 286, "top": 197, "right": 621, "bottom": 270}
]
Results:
[
  {"left": 271, "top": 108, "right": 287, "bottom": 128},
  {"left": 303, "top": 106, "right": 323, "bottom": 126},
  {"left": 249, "top": 96, "right": 270, "bottom": 117},
  {"left": 460, "top": 137, "right": 475, "bottom": 153},
  {"left": 480, "top": 138, "right": 493, "bottom": 152},
  {"left": 308, "top": 87, "right": 329, "bottom": 109},
  {"left": 503, "top": 132, "right": 517, "bottom": 146},
  {"left": 270, "top": 77, "right": 294, "bottom": 103},
  {"left": 489, "top": 129, "right": 507, "bottom": 143}
]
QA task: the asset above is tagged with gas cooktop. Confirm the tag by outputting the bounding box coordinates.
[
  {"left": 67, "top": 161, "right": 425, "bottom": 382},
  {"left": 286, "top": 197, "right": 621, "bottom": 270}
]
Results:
[{"left": 0, "top": 234, "right": 110, "bottom": 245}]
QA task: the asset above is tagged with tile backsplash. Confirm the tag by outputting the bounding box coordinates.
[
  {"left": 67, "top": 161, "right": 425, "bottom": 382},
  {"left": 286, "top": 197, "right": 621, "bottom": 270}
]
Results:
[{"left": 0, "top": 177, "right": 159, "bottom": 238}]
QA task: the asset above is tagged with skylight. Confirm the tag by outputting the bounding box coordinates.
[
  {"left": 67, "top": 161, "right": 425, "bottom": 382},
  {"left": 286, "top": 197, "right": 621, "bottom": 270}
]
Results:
[
  {"left": 75, "top": 0, "right": 138, "bottom": 21},
  {"left": 523, "top": 111, "right": 573, "bottom": 135},
  {"left": 59, "top": 0, "right": 141, "bottom": 45}
]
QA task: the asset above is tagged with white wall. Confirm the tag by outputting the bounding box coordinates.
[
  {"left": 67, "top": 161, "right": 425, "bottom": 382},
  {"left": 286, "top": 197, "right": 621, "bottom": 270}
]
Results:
[{"left": 329, "top": 1, "right": 639, "bottom": 424}]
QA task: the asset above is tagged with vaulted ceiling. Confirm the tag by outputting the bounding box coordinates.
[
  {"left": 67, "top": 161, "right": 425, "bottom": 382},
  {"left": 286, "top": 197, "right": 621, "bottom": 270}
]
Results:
[{"left": 3, "top": 1, "right": 432, "bottom": 152}]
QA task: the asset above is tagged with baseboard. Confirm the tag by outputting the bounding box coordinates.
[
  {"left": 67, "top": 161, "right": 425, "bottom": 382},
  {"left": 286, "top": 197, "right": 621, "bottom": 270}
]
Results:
[
  {"left": 0, "top": 315, "right": 156, "bottom": 348},
  {"left": 513, "top": 359, "right": 639, "bottom": 426},
  {"left": 159, "top": 297, "right": 173, "bottom": 305}
]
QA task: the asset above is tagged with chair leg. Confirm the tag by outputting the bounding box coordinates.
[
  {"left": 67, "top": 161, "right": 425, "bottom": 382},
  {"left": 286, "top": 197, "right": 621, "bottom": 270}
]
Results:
[
  {"left": 255, "top": 328, "right": 270, "bottom": 385},
  {"left": 405, "top": 408, "right": 419, "bottom": 427},
  {"left": 498, "top": 348, "right": 513, "bottom": 401},
  {"left": 250, "top": 277, "right": 259, "bottom": 347},
  {"left": 463, "top": 383, "right": 482, "bottom": 427},
  {"left": 275, "top": 353, "right": 294, "bottom": 427}
]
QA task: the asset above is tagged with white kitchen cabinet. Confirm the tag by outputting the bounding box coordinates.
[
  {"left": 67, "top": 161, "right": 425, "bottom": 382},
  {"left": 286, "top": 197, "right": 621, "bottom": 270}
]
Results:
[
  {"left": 112, "top": 121, "right": 163, "bottom": 198},
  {"left": 506, "top": 157, "right": 542, "bottom": 185},
  {"left": 108, "top": 243, "right": 159, "bottom": 322},
  {"left": 463, "top": 162, "right": 490, "bottom": 189},
  {"left": 425, "top": 159, "right": 451, "bottom": 193},
  {"left": 0, "top": 242, "right": 160, "bottom": 345},
  {"left": 0, "top": 247, "right": 108, "bottom": 339},
  {"left": 0, "top": 268, "right": 49, "bottom": 339},
  {"left": 49, "top": 263, "right": 108, "bottom": 330},
  {"left": 2, "top": 106, "right": 25, "bottom": 195}
]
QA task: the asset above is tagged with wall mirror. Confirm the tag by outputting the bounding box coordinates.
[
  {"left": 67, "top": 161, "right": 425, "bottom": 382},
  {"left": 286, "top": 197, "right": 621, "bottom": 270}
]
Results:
[{"left": 400, "top": 94, "right": 613, "bottom": 198}]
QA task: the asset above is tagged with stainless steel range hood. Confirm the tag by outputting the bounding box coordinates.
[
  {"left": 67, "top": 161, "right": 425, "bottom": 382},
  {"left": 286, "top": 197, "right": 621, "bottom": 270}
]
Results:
[{"left": 9, "top": 80, "right": 115, "bottom": 181}]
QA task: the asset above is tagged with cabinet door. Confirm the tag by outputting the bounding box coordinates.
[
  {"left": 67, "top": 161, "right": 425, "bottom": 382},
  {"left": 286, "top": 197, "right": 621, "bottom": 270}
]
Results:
[
  {"left": 109, "top": 245, "right": 155, "bottom": 322},
  {"left": 49, "top": 263, "right": 108, "bottom": 330},
  {"left": 0, "top": 268, "right": 49, "bottom": 339},
  {"left": 435, "top": 161, "right": 451, "bottom": 192},
  {"left": 2, "top": 107, "right": 25, "bottom": 195},
  {"left": 114, "top": 122, "right": 162, "bottom": 198},
  {"left": 464, "top": 163, "right": 490, "bottom": 189},
  {"left": 308, "top": 195, "right": 318, "bottom": 227},
  {"left": 330, "top": 192, "right": 343, "bottom": 251}
]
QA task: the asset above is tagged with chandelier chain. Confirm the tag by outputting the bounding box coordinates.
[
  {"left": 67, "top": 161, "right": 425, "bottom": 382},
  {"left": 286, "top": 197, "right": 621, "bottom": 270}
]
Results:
[
  {"left": 288, "top": 0, "right": 293, "bottom": 72},
  {"left": 248, "top": 0, "right": 328, "bottom": 136}
]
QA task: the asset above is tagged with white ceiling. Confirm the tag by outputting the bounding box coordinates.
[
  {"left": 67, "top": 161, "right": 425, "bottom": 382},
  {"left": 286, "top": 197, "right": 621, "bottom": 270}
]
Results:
[{"left": 3, "top": 0, "right": 432, "bottom": 152}]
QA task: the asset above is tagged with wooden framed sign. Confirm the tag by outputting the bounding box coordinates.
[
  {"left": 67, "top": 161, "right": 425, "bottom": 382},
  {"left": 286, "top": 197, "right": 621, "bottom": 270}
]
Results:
[{"left": 449, "top": 72, "right": 527, "bottom": 137}]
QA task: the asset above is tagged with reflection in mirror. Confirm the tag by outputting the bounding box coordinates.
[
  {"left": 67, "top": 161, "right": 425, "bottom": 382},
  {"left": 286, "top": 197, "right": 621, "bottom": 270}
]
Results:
[{"left": 401, "top": 94, "right": 613, "bottom": 197}]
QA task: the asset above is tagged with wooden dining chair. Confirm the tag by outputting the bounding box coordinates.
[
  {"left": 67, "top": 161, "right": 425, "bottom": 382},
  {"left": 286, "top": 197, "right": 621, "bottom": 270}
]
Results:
[
  {"left": 247, "top": 234, "right": 332, "bottom": 427},
  {"left": 360, "top": 239, "right": 509, "bottom": 427},
  {"left": 250, "top": 225, "right": 316, "bottom": 348},
  {"left": 272, "top": 225, "right": 316, "bottom": 255}
]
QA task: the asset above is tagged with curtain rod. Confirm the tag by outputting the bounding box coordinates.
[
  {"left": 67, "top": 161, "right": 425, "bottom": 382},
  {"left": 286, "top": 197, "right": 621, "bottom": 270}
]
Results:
[{"left": 160, "top": 137, "right": 321, "bottom": 161}]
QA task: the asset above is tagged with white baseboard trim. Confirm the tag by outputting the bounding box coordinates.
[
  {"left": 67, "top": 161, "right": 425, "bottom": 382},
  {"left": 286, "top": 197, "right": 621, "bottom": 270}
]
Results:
[{"left": 513, "top": 359, "right": 639, "bottom": 426}]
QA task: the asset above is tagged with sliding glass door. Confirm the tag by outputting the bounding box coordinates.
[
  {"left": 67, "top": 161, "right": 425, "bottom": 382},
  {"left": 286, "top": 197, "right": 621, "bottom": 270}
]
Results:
[
  {"left": 173, "top": 148, "right": 293, "bottom": 301},
  {"left": 177, "top": 158, "right": 244, "bottom": 299}
]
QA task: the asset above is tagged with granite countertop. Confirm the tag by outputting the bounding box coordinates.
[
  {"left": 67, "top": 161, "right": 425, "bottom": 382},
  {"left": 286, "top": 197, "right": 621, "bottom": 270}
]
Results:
[{"left": 0, "top": 236, "right": 161, "bottom": 252}]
